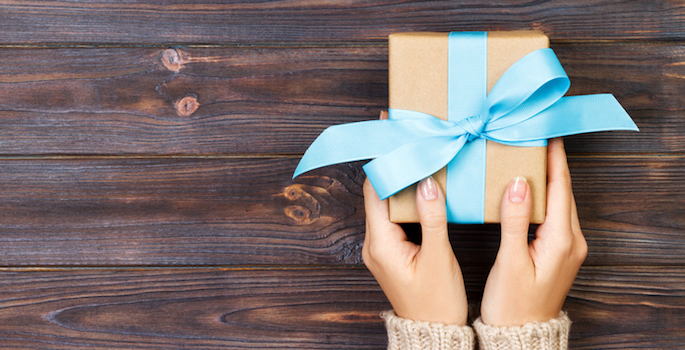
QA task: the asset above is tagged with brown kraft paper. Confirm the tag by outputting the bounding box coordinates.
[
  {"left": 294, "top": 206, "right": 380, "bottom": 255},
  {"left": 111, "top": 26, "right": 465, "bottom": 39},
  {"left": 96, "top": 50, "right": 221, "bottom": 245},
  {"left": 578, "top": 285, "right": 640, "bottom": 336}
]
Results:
[{"left": 387, "top": 31, "right": 548, "bottom": 224}]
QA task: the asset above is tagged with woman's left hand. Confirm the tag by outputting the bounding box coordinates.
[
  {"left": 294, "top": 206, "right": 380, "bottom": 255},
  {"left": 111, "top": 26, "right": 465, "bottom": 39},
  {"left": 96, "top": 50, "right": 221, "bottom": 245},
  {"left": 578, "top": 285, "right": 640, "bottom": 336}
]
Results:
[{"left": 362, "top": 176, "right": 468, "bottom": 325}]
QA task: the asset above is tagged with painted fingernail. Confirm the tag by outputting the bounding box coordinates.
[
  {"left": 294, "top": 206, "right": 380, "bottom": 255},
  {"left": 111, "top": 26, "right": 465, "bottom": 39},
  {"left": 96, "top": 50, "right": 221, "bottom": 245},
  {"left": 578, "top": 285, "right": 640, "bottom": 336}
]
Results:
[
  {"left": 508, "top": 176, "right": 528, "bottom": 203},
  {"left": 419, "top": 176, "right": 438, "bottom": 200}
]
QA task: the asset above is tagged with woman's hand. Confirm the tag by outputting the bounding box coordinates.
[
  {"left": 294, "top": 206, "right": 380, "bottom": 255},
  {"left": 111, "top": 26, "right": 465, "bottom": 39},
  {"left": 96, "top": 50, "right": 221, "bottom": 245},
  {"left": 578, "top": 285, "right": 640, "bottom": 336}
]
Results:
[
  {"left": 480, "top": 137, "right": 588, "bottom": 326},
  {"left": 362, "top": 176, "right": 468, "bottom": 325}
]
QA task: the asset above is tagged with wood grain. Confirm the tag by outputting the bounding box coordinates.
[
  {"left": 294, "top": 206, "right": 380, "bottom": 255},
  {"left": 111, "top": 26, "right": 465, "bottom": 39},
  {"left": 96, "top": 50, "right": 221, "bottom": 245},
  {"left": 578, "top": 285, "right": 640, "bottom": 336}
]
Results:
[
  {"left": 0, "top": 46, "right": 387, "bottom": 155},
  {"left": 0, "top": 158, "right": 367, "bottom": 266},
  {"left": 0, "top": 157, "right": 680, "bottom": 267},
  {"left": 0, "top": 44, "right": 681, "bottom": 155},
  {"left": 568, "top": 266, "right": 685, "bottom": 349},
  {"left": 0, "top": 1, "right": 682, "bottom": 44},
  {"left": 0, "top": 268, "right": 389, "bottom": 349},
  {"left": 0, "top": 0, "right": 680, "bottom": 347},
  {"left": 0, "top": 267, "right": 679, "bottom": 349}
]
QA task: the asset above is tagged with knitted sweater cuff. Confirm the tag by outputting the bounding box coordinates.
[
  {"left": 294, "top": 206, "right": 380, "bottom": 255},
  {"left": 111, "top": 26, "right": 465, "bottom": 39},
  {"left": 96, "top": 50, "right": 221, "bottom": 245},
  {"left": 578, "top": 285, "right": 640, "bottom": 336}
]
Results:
[
  {"left": 473, "top": 312, "right": 571, "bottom": 350},
  {"left": 381, "top": 310, "right": 475, "bottom": 350}
]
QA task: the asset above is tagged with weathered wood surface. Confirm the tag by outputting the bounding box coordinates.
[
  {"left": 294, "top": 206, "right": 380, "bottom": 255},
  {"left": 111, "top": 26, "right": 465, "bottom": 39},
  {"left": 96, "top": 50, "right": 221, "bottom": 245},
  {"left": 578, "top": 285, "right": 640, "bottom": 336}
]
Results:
[
  {"left": 0, "top": 0, "right": 681, "bottom": 348},
  {"left": 0, "top": 157, "right": 680, "bottom": 267},
  {"left": 0, "top": 44, "right": 682, "bottom": 155},
  {"left": 0, "top": 1, "right": 682, "bottom": 44},
  {"left": 0, "top": 267, "right": 680, "bottom": 349}
]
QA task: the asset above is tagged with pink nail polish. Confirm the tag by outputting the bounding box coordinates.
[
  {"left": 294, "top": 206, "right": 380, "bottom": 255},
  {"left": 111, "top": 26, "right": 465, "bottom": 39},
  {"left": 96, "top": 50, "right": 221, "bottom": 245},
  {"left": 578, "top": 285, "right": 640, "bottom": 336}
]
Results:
[
  {"left": 419, "top": 176, "right": 438, "bottom": 200},
  {"left": 508, "top": 176, "right": 528, "bottom": 203}
]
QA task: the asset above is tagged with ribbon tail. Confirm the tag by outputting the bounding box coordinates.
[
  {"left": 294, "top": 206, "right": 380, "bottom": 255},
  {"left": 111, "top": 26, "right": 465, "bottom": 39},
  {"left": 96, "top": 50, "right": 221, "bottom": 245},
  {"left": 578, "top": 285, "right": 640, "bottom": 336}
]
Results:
[
  {"left": 293, "top": 121, "right": 397, "bottom": 178},
  {"left": 486, "top": 94, "right": 639, "bottom": 142},
  {"left": 293, "top": 119, "right": 453, "bottom": 179},
  {"left": 363, "top": 135, "right": 469, "bottom": 200}
]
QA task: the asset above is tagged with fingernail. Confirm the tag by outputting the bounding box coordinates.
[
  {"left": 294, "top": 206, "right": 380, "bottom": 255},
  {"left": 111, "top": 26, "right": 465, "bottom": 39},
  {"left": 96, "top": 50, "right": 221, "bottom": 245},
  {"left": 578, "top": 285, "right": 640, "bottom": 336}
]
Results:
[
  {"left": 419, "top": 176, "right": 438, "bottom": 200},
  {"left": 508, "top": 176, "right": 527, "bottom": 203}
]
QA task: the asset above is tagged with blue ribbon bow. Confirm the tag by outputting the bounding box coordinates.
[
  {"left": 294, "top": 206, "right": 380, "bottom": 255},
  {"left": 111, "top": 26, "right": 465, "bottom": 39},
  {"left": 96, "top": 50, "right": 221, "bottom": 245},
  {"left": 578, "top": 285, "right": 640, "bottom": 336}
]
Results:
[{"left": 293, "top": 32, "right": 638, "bottom": 224}]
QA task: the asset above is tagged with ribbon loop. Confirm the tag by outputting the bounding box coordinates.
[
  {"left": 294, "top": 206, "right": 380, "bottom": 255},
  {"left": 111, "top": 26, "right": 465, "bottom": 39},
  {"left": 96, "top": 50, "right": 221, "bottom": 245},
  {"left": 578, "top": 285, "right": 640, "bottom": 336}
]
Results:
[{"left": 483, "top": 48, "right": 570, "bottom": 132}]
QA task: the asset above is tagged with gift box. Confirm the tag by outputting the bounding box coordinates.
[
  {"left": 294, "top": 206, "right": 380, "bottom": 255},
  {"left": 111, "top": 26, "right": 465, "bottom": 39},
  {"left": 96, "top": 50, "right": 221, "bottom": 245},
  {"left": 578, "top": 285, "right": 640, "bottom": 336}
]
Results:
[
  {"left": 388, "top": 31, "right": 549, "bottom": 224},
  {"left": 292, "top": 31, "right": 636, "bottom": 225}
]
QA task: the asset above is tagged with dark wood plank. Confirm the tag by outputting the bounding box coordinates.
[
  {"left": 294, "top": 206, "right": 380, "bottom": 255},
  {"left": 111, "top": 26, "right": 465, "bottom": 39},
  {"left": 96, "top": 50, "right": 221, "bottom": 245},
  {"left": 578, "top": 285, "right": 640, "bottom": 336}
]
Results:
[
  {"left": 0, "top": 46, "right": 387, "bottom": 155},
  {"left": 0, "top": 266, "right": 680, "bottom": 349},
  {"left": 568, "top": 266, "right": 685, "bottom": 349},
  {"left": 0, "top": 158, "right": 367, "bottom": 266},
  {"left": 0, "top": 44, "right": 681, "bottom": 155},
  {"left": 560, "top": 42, "right": 685, "bottom": 154},
  {"left": 0, "top": 157, "right": 681, "bottom": 266},
  {"left": 0, "top": 268, "right": 389, "bottom": 349},
  {"left": 0, "top": 1, "right": 682, "bottom": 44},
  {"left": 569, "top": 156, "right": 685, "bottom": 267}
]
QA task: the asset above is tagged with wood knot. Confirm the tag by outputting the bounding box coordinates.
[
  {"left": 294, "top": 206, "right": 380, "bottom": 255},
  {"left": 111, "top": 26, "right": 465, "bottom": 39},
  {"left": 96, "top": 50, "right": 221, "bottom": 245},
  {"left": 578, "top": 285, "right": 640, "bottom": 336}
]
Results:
[
  {"left": 284, "top": 205, "right": 314, "bottom": 225},
  {"left": 161, "top": 49, "right": 185, "bottom": 72},
  {"left": 175, "top": 95, "right": 200, "bottom": 117},
  {"left": 281, "top": 184, "right": 322, "bottom": 225},
  {"left": 283, "top": 185, "right": 303, "bottom": 201}
]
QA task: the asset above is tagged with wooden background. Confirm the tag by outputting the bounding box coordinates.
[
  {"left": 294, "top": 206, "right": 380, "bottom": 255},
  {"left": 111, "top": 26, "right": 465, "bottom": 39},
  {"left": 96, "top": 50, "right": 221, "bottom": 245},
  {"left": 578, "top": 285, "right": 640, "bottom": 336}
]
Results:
[{"left": 0, "top": 1, "right": 682, "bottom": 348}]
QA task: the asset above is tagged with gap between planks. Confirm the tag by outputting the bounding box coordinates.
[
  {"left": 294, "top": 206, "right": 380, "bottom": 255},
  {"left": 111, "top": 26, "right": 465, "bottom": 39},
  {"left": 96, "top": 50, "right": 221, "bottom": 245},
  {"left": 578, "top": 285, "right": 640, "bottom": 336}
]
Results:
[
  {"left": 0, "top": 265, "right": 369, "bottom": 272},
  {"left": 0, "top": 153, "right": 681, "bottom": 161},
  {"left": 1, "top": 39, "right": 685, "bottom": 50},
  {"left": 0, "top": 154, "right": 302, "bottom": 160},
  {"left": 0, "top": 264, "right": 669, "bottom": 272}
]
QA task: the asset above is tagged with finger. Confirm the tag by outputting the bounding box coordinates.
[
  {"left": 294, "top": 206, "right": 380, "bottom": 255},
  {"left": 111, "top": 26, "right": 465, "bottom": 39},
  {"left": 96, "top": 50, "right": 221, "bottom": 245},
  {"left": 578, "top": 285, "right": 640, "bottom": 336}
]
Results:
[
  {"left": 545, "top": 138, "right": 573, "bottom": 230},
  {"left": 415, "top": 176, "right": 451, "bottom": 257},
  {"left": 363, "top": 178, "right": 405, "bottom": 246},
  {"left": 499, "top": 176, "right": 533, "bottom": 261},
  {"left": 379, "top": 110, "right": 389, "bottom": 120},
  {"left": 364, "top": 177, "right": 389, "bottom": 222}
]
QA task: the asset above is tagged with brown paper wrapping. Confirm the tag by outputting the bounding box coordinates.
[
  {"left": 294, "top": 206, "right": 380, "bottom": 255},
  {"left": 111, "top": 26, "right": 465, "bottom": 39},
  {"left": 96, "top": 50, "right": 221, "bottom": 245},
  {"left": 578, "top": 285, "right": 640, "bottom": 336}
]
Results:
[{"left": 388, "top": 31, "right": 548, "bottom": 224}]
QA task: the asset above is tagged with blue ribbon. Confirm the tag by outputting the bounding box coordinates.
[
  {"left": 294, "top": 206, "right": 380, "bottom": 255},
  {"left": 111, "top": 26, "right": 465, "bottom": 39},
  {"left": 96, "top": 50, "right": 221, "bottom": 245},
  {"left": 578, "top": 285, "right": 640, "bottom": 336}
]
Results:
[
  {"left": 293, "top": 32, "right": 638, "bottom": 224},
  {"left": 445, "top": 32, "right": 488, "bottom": 223}
]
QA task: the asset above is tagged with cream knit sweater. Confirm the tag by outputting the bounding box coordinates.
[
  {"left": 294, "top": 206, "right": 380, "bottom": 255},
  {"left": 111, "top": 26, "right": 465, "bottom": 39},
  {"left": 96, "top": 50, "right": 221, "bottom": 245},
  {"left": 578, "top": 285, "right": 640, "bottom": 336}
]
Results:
[{"left": 382, "top": 310, "right": 571, "bottom": 350}]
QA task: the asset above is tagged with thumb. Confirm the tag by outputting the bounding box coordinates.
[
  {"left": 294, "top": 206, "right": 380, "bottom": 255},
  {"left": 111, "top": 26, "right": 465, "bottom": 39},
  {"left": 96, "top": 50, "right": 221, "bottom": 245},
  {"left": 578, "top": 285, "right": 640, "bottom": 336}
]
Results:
[
  {"left": 498, "top": 177, "right": 532, "bottom": 262},
  {"left": 415, "top": 176, "right": 451, "bottom": 256}
]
